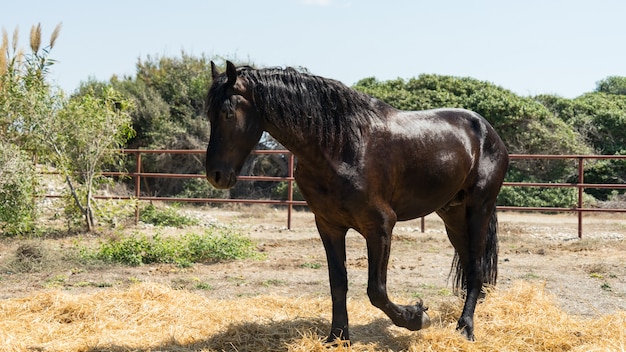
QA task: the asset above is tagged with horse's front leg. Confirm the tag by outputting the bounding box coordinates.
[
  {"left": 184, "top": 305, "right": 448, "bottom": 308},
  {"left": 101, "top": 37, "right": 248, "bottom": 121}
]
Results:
[
  {"left": 316, "top": 216, "right": 350, "bottom": 343},
  {"left": 363, "top": 211, "right": 431, "bottom": 331}
]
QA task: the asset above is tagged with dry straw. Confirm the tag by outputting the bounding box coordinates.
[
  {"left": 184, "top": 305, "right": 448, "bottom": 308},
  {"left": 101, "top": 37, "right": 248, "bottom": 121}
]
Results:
[{"left": 0, "top": 281, "right": 623, "bottom": 351}]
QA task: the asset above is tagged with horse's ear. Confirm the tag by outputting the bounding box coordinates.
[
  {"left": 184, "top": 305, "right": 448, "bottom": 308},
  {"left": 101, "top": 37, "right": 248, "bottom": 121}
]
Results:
[
  {"left": 226, "top": 60, "right": 237, "bottom": 87},
  {"left": 211, "top": 61, "right": 220, "bottom": 81}
]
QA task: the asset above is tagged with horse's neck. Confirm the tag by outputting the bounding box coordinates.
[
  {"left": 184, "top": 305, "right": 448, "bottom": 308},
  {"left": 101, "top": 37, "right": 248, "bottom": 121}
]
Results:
[
  {"left": 265, "top": 124, "right": 319, "bottom": 161},
  {"left": 264, "top": 120, "right": 361, "bottom": 174}
]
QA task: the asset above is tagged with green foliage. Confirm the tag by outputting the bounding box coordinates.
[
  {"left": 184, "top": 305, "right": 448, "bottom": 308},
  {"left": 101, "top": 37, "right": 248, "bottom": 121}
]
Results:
[
  {"left": 0, "top": 25, "right": 60, "bottom": 236},
  {"left": 94, "top": 198, "right": 138, "bottom": 228},
  {"left": 60, "top": 186, "right": 87, "bottom": 229},
  {"left": 125, "top": 52, "right": 213, "bottom": 150},
  {"left": 0, "top": 24, "right": 63, "bottom": 152},
  {"left": 176, "top": 178, "right": 230, "bottom": 200},
  {"left": 0, "top": 27, "right": 50, "bottom": 235},
  {"left": 537, "top": 92, "right": 626, "bottom": 155},
  {"left": 1, "top": 24, "right": 137, "bottom": 232},
  {"left": 108, "top": 78, "right": 180, "bottom": 150},
  {"left": 498, "top": 186, "right": 577, "bottom": 208},
  {"left": 272, "top": 181, "right": 305, "bottom": 201},
  {"left": 596, "top": 76, "right": 626, "bottom": 95},
  {"left": 0, "top": 142, "right": 38, "bottom": 235},
  {"left": 82, "top": 229, "right": 260, "bottom": 267},
  {"left": 94, "top": 53, "right": 218, "bottom": 197},
  {"left": 38, "top": 87, "right": 135, "bottom": 231},
  {"left": 536, "top": 92, "right": 626, "bottom": 200},
  {"left": 300, "top": 262, "right": 322, "bottom": 269},
  {"left": 139, "top": 203, "right": 199, "bottom": 227},
  {"left": 580, "top": 157, "right": 626, "bottom": 200}
]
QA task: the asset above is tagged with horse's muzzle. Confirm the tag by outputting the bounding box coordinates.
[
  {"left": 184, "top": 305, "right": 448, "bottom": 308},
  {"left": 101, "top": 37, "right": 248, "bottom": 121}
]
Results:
[{"left": 206, "top": 169, "right": 237, "bottom": 189}]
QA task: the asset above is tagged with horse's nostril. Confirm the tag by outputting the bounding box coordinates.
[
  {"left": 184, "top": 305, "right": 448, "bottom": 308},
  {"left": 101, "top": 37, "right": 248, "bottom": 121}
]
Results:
[{"left": 214, "top": 171, "right": 221, "bottom": 184}]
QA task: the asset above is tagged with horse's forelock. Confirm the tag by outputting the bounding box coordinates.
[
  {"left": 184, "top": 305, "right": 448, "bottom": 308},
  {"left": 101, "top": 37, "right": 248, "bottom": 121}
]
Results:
[{"left": 206, "top": 73, "right": 230, "bottom": 116}]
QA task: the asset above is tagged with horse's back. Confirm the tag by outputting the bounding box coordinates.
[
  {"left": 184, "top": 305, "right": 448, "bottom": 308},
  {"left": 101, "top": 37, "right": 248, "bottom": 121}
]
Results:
[{"left": 365, "top": 107, "right": 508, "bottom": 219}]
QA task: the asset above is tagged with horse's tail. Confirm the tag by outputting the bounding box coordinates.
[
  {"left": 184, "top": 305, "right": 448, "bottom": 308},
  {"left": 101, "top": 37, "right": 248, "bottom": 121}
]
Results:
[
  {"left": 483, "top": 206, "right": 499, "bottom": 286},
  {"left": 452, "top": 205, "right": 499, "bottom": 291}
]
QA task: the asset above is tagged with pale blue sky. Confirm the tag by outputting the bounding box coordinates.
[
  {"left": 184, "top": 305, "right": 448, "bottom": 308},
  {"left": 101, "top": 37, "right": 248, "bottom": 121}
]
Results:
[{"left": 2, "top": 0, "right": 624, "bottom": 98}]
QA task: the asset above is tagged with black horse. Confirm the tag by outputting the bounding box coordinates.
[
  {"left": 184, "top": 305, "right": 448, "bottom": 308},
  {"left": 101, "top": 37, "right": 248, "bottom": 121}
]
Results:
[{"left": 205, "top": 61, "right": 509, "bottom": 342}]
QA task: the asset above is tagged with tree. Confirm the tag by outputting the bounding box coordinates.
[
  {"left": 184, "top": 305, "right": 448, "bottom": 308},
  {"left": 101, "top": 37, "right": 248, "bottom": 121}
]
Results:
[
  {"left": 596, "top": 76, "right": 626, "bottom": 95},
  {"left": 84, "top": 54, "right": 214, "bottom": 198},
  {"left": 537, "top": 91, "right": 626, "bottom": 200},
  {"left": 0, "top": 142, "right": 38, "bottom": 235},
  {"left": 1, "top": 23, "right": 135, "bottom": 232},
  {"left": 1, "top": 23, "right": 63, "bottom": 150},
  {"left": 131, "top": 52, "right": 212, "bottom": 150},
  {"left": 537, "top": 92, "right": 626, "bottom": 155},
  {"left": 35, "top": 87, "right": 135, "bottom": 231},
  {"left": 0, "top": 24, "right": 61, "bottom": 235}
]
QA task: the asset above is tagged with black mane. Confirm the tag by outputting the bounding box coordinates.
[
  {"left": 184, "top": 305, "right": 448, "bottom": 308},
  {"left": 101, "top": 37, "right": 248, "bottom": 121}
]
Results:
[{"left": 209, "top": 66, "right": 388, "bottom": 155}]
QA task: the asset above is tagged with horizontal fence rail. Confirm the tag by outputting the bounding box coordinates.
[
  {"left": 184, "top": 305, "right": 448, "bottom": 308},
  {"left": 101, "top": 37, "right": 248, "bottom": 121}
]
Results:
[
  {"left": 105, "top": 149, "right": 307, "bottom": 229},
  {"left": 43, "top": 150, "right": 626, "bottom": 236},
  {"left": 500, "top": 154, "right": 626, "bottom": 238}
]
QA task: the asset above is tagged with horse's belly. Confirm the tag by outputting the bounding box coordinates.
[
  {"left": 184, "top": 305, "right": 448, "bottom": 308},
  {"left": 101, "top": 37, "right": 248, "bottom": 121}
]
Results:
[
  {"left": 392, "top": 191, "right": 457, "bottom": 221},
  {"left": 390, "top": 165, "right": 467, "bottom": 221}
]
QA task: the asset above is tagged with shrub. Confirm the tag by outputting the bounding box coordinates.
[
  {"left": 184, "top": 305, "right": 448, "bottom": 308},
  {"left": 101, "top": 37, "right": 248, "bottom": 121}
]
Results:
[
  {"left": 176, "top": 178, "right": 230, "bottom": 200},
  {"left": 138, "top": 203, "right": 199, "bottom": 227},
  {"left": 93, "top": 198, "right": 138, "bottom": 228},
  {"left": 82, "top": 228, "right": 260, "bottom": 267},
  {"left": 498, "top": 186, "right": 578, "bottom": 208},
  {"left": 0, "top": 143, "right": 39, "bottom": 236},
  {"left": 272, "top": 181, "right": 305, "bottom": 201}
]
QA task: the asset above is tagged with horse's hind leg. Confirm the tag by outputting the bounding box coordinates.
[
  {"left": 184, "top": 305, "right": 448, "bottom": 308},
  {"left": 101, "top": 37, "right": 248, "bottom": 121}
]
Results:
[{"left": 437, "top": 202, "right": 498, "bottom": 341}]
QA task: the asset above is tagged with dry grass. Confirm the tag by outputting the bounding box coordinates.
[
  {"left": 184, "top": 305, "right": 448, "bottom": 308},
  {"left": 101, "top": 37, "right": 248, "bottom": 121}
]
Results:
[{"left": 0, "top": 281, "right": 624, "bottom": 351}]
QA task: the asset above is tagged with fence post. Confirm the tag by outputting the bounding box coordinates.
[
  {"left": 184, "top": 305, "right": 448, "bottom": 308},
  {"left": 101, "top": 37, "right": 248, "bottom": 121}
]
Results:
[
  {"left": 134, "top": 152, "right": 142, "bottom": 225},
  {"left": 577, "top": 157, "right": 584, "bottom": 238},
  {"left": 287, "top": 153, "right": 295, "bottom": 230}
]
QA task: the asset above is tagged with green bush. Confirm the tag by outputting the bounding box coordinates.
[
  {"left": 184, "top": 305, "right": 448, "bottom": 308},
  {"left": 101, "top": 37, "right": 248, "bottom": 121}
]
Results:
[
  {"left": 498, "top": 186, "right": 578, "bottom": 208},
  {"left": 580, "top": 157, "right": 626, "bottom": 201},
  {"left": 272, "top": 181, "right": 305, "bottom": 201},
  {"left": 176, "top": 178, "right": 230, "bottom": 200},
  {"left": 0, "top": 143, "right": 39, "bottom": 236},
  {"left": 139, "top": 203, "right": 199, "bottom": 227},
  {"left": 94, "top": 198, "right": 138, "bottom": 228},
  {"left": 82, "top": 228, "right": 260, "bottom": 267}
]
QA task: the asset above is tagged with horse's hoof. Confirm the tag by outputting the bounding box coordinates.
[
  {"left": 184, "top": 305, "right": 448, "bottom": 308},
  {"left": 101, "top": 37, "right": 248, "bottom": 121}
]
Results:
[
  {"left": 325, "top": 328, "right": 350, "bottom": 346},
  {"left": 400, "top": 301, "right": 430, "bottom": 330},
  {"left": 456, "top": 318, "right": 475, "bottom": 341},
  {"left": 325, "top": 336, "right": 350, "bottom": 348},
  {"left": 421, "top": 310, "right": 431, "bottom": 329},
  {"left": 459, "top": 328, "right": 475, "bottom": 341}
]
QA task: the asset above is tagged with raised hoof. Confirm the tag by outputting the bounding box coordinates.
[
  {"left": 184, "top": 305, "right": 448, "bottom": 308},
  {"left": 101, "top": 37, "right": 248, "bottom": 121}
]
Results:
[{"left": 399, "top": 301, "right": 431, "bottom": 331}]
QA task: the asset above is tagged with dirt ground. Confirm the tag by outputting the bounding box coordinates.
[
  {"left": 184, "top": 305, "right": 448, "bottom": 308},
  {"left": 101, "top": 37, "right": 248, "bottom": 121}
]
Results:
[{"left": 1, "top": 206, "right": 626, "bottom": 321}]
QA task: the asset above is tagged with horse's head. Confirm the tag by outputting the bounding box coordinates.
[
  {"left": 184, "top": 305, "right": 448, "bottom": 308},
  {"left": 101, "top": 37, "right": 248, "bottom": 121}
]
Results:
[{"left": 205, "top": 61, "right": 264, "bottom": 189}]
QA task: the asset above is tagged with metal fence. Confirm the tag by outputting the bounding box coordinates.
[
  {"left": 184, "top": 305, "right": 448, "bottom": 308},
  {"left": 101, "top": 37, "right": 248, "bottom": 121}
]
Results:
[
  {"left": 54, "top": 150, "right": 626, "bottom": 237},
  {"left": 501, "top": 154, "right": 626, "bottom": 237}
]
